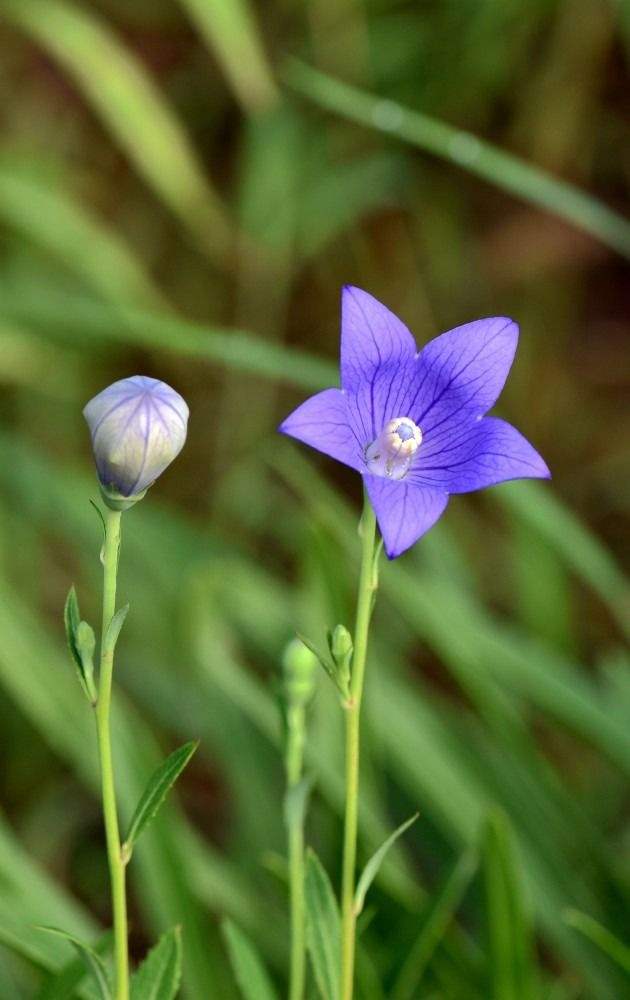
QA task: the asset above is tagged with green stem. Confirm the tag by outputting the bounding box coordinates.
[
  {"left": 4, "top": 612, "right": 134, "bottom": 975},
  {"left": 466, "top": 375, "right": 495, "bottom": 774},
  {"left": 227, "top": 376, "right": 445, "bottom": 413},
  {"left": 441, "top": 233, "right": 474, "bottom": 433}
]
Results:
[
  {"left": 286, "top": 703, "right": 306, "bottom": 1000},
  {"left": 340, "top": 495, "right": 378, "bottom": 1000},
  {"left": 95, "top": 507, "right": 129, "bottom": 1000}
]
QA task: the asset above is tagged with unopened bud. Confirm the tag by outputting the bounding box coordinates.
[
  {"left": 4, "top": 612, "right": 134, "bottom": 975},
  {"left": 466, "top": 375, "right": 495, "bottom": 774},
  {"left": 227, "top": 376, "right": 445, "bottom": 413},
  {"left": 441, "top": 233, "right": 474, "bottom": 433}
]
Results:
[{"left": 282, "top": 638, "right": 317, "bottom": 706}]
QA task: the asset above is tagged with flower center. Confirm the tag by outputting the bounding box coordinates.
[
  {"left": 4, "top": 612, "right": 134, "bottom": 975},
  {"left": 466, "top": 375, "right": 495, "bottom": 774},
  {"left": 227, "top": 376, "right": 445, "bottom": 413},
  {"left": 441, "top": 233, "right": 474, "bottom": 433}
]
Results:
[{"left": 364, "top": 417, "right": 423, "bottom": 480}]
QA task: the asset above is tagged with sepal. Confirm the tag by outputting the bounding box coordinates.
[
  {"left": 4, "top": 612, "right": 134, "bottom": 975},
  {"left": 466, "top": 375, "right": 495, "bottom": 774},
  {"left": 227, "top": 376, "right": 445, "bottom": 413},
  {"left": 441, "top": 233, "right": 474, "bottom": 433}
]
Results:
[{"left": 99, "top": 484, "right": 147, "bottom": 512}]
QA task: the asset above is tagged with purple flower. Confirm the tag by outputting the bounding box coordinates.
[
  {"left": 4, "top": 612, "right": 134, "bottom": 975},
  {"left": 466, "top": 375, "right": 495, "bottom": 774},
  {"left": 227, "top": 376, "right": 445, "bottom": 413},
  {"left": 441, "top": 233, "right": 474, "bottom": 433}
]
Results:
[
  {"left": 280, "top": 287, "right": 550, "bottom": 559},
  {"left": 84, "top": 376, "right": 189, "bottom": 501}
]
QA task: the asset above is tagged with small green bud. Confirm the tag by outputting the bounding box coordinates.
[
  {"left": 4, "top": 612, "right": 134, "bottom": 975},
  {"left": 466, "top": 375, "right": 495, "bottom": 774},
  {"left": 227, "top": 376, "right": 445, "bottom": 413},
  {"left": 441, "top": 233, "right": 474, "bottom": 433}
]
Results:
[
  {"left": 330, "top": 624, "right": 353, "bottom": 664},
  {"left": 328, "top": 624, "right": 353, "bottom": 695},
  {"left": 282, "top": 638, "right": 317, "bottom": 706}
]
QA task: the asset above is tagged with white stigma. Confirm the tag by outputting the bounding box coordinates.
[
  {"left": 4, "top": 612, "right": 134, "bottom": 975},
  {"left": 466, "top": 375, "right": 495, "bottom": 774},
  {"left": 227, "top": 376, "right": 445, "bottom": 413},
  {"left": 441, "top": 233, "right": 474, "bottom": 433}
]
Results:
[{"left": 364, "top": 417, "right": 423, "bottom": 481}]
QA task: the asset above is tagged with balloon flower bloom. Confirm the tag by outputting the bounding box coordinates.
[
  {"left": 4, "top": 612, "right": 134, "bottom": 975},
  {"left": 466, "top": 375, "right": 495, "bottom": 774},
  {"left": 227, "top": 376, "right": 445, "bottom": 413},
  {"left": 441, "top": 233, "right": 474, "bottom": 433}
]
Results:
[
  {"left": 84, "top": 375, "right": 189, "bottom": 506},
  {"left": 280, "top": 287, "right": 550, "bottom": 558}
]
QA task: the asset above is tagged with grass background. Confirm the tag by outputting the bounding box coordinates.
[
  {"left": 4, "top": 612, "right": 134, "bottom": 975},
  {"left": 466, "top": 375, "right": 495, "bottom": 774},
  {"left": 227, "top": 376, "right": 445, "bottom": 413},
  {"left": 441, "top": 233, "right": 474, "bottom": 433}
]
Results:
[{"left": 0, "top": 0, "right": 628, "bottom": 997}]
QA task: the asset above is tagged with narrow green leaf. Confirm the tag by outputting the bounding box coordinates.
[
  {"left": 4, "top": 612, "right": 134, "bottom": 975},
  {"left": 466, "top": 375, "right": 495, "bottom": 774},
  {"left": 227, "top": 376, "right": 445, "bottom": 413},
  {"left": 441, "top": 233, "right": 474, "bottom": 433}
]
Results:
[
  {"left": 178, "top": 0, "right": 277, "bottom": 114},
  {"left": 391, "top": 849, "right": 477, "bottom": 1000},
  {"left": 105, "top": 604, "right": 129, "bottom": 656},
  {"left": 130, "top": 927, "right": 182, "bottom": 1000},
  {"left": 482, "top": 810, "right": 537, "bottom": 1000},
  {"left": 0, "top": 167, "right": 165, "bottom": 308},
  {"left": 221, "top": 919, "right": 279, "bottom": 1000},
  {"left": 285, "top": 58, "right": 630, "bottom": 261},
  {"left": 564, "top": 909, "right": 630, "bottom": 974},
  {"left": 283, "top": 774, "right": 314, "bottom": 831},
  {"left": 354, "top": 814, "right": 418, "bottom": 917},
  {"left": 36, "top": 931, "right": 113, "bottom": 1000},
  {"left": 35, "top": 927, "right": 111, "bottom": 1000},
  {"left": 304, "top": 849, "right": 340, "bottom": 1000},
  {"left": 63, "top": 587, "right": 96, "bottom": 703},
  {"left": 297, "top": 631, "right": 348, "bottom": 698},
  {"left": 2, "top": 0, "right": 231, "bottom": 265},
  {"left": 123, "top": 741, "right": 198, "bottom": 858},
  {"left": 0, "top": 289, "right": 335, "bottom": 391}
]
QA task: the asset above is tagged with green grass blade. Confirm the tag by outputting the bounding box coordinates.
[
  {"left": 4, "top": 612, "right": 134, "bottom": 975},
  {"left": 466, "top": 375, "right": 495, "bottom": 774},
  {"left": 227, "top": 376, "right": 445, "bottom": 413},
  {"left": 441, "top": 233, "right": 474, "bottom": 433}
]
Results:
[
  {"left": 564, "top": 909, "right": 630, "bottom": 975},
  {"left": 0, "top": 167, "right": 165, "bottom": 308},
  {"left": 0, "top": 290, "right": 336, "bottom": 390},
  {"left": 285, "top": 58, "right": 630, "bottom": 261},
  {"left": 221, "top": 920, "right": 279, "bottom": 1000},
  {"left": 482, "top": 810, "right": 538, "bottom": 1000},
  {"left": 391, "top": 849, "right": 477, "bottom": 1000},
  {"left": 178, "top": 0, "right": 277, "bottom": 113},
  {"left": 2, "top": 0, "right": 232, "bottom": 263},
  {"left": 304, "top": 849, "right": 340, "bottom": 1000}
]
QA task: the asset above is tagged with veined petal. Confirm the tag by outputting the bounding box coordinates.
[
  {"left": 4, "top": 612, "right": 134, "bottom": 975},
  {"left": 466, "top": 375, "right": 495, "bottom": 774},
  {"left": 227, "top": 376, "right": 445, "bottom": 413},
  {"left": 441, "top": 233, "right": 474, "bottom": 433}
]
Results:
[
  {"left": 408, "top": 417, "right": 550, "bottom": 493},
  {"left": 279, "top": 388, "right": 362, "bottom": 471},
  {"left": 341, "top": 286, "right": 417, "bottom": 395},
  {"left": 404, "top": 317, "right": 518, "bottom": 436},
  {"left": 364, "top": 476, "right": 449, "bottom": 559}
]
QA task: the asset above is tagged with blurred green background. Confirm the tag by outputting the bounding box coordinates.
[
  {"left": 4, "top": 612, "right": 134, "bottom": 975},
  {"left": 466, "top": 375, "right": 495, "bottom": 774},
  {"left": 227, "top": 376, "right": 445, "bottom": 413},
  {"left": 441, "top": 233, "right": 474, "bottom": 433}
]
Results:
[{"left": 0, "top": 0, "right": 628, "bottom": 997}]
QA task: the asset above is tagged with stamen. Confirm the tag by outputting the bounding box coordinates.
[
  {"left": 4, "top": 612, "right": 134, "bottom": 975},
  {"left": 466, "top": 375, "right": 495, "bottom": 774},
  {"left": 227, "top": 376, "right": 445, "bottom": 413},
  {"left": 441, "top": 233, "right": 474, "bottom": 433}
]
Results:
[{"left": 365, "top": 417, "right": 422, "bottom": 480}]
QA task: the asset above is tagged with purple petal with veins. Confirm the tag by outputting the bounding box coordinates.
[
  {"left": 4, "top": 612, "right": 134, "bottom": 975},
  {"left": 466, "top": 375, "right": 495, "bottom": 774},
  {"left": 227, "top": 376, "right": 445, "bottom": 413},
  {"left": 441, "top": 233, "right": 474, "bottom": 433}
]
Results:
[{"left": 279, "top": 287, "right": 549, "bottom": 558}]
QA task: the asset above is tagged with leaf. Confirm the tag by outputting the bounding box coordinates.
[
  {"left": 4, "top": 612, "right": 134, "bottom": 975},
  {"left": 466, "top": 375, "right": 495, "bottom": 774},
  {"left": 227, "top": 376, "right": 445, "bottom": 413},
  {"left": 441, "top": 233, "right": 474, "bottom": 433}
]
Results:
[
  {"left": 2, "top": 0, "right": 231, "bottom": 266},
  {"left": 122, "top": 740, "right": 198, "bottom": 860},
  {"left": 283, "top": 774, "right": 314, "bottom": 831},
  {"left": 177, "top": 0, "right": 277, "bottom": 114},
  {"left": 297, "top": 631, "right": 348, "bottom": 698},
  {"left": 36, "top": 930, "right": 113, "bottom": 1000},
  {"left": 391, "top": 849, "right": 477, "bottom": 1000},
  {"left": 63, "top": 587, "right": 97, "bottom": 704},
  {"left": 35, "top": 927, "right": 111, "bottom": 1000},
  {"left": 0, "top": 166, "right": 165, "bottom": 309},
  {"left": 105, "top": 604, "right": 129, "bottom": 655},
  {"left": 221, "top": 919, "right": 279, "bottom": 1000},
  {"left": 130, "top": 927, "right": 182, "bottom": 1000},
  {"left": 304, "top": 849, "right": 340, "bottom": 1000},
  {"left": 482, "top": 810, "right": 537, "bottom": 1000},
  {"left": 285, "top": 59, "right": 630, "bottom": 262},
  {"left": 564, "top": 909, "right": 630, "bottom": 974},
  {"left": 354, "top": 814, "right": 418, "bottom": 917}
]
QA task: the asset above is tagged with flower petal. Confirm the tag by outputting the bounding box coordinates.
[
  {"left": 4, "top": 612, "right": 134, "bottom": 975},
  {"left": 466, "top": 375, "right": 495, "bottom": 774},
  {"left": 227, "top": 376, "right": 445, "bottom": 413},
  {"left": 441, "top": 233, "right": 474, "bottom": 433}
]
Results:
[
  {"left": 364, "top": 476, "right": 449, "bottom": 559},
  {"left": 404, "top": 317, "right": 518, "bottom": 436},
  {"left": 279, "top": 388, "right": 362, "bottom": 471},
  {"left": 341, "top": 286, "right": 417, "bottom": 395},
  {"left": 407, "top": 417, "right": 550, "bottom": 493}
]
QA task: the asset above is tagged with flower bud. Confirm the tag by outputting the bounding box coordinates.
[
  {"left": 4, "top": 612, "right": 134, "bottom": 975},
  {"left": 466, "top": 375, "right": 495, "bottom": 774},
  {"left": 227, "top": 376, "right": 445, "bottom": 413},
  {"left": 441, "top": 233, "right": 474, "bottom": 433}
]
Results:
[
  {"left": 83, "top": 376, "right": 188, "bottom": 508},
  {"left": 282, "top": 638, "right": 317, "bottom": 707}
]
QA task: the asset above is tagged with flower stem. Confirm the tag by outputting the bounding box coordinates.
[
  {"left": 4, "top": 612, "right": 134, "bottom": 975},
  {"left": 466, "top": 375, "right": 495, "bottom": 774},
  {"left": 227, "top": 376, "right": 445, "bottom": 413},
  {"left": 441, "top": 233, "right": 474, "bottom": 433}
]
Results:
[
  {"left": 95, "top": 507, "right": 129, "bottom": 1000},
  {"left": 286, "top": 703, "right": 307, "bottom": 1000},
  {"left": 340, "top": 494, "right": 378, "bottom": 1000}
]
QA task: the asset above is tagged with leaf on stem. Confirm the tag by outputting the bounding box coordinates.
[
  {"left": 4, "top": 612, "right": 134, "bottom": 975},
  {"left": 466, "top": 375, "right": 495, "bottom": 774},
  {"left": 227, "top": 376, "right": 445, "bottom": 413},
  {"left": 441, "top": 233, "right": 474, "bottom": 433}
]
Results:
[
  {"left": 63, "top": 587, "right": 97, "bottom": 704},
  {"left": 304, "top": 849, "right": 340, "bottom": 1000},
  {"left": 297, "top": 631, "right": 350, "bottom": 699},
  {"left": 221, "top": 919, "right": 279, "bottom": 1000},
  {"left": 130, "top": 927, "right": 182, "bottom": 1000},
  {"left": 105, "top": 603, "right": 129, "bottom": 655},
  {"left": 354, "top": 813, "right": 418, "bottom": 917},
  {"left": 283, "top": 773, "right": 314, "bottom": 830},
  {"left": 34, "top": 926, "right": 111, "bottom": 1000},
  {"left": 122, "top": 740, "right": 198, "bottom": 861}
]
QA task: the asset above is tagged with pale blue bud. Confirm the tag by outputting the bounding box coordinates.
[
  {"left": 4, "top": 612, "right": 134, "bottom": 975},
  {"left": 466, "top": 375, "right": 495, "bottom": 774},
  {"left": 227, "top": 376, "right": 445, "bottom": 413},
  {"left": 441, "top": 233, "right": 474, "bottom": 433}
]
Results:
[{"left": 83, "top": 376, "right": 188, "bottom": 505}]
